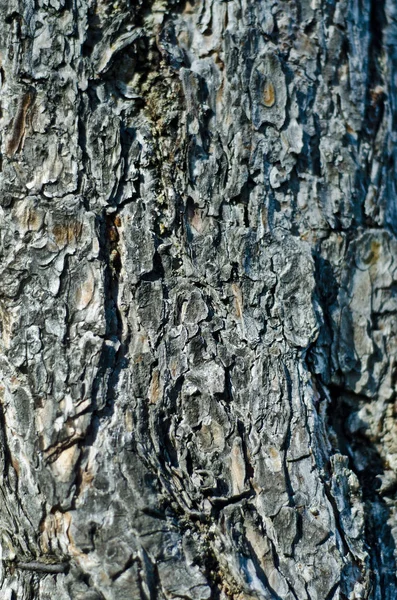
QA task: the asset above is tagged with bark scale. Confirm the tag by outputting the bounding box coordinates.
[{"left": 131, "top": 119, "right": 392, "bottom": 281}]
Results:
[{"left": 0, "top": 0, "right": 396, "bottom": 599}]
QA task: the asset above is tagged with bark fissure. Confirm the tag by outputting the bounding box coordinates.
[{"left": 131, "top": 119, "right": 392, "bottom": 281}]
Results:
[{"left": 327, "top": 384, "right": 397, "bottom": 599}]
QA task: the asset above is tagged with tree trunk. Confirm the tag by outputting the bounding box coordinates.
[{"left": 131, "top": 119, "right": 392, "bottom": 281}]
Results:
[{"left": 0, "top": 0, "right": 396, "bottom": 598}]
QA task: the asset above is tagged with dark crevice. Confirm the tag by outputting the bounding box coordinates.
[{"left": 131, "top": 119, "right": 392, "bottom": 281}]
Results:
[
  {"left": 71, "top": 209, "right": 129, "bottom": 506},
  {"left": 236, "top": 420, "right": 255, "bottom": 482},
  {"left": 110, "top": 555, "right": 136, "bottom": 581},
  {"left": 77, "top": 91, "right": 92, "bottom": 210},
  {"left": 280, "top": 363, "right": 296, "bottom": 508},
  {"left": 327, "top": 384, "right": 397, "bottom": 599},
  {"left": 243, "top": 537, "right": 284, "bottom": 600},
  {"left": 310, "top": 219, "right": 397, "bottom": 596},
  {"left": 88, "top": 211, "right": 126, "bottom": 420},
  {"left": 359, "top": 0, "right": 387, "bottom": 227},
  {"left": 109, "top": 124, "right": 138, "bottom": 207},
  {"left": 0, "top": 402, "right": 18, "bottom": 484},
  {"left": 209, "top": 488, "right": 254, "bottom": 510},
  {"left": 201, "top": 542, "right": 223, "bottom": 600},
  {"left": 156, "top": 375, "right": 184, "bottom": 469}
]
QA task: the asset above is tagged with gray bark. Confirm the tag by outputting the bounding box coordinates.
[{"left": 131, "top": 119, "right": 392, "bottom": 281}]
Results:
[{"left": 0, "top": 0, "right": 396, "bottom": 598}]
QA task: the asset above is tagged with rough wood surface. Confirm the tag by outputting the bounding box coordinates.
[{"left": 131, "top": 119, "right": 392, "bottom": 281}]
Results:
[{"left": 0, "top": 0, "right": 396, "bottom": 598}]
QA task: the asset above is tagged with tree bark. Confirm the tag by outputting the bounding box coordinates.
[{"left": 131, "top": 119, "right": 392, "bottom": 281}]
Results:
[{"left": 0, "top": 0, "right": 396, "bottom": 598}]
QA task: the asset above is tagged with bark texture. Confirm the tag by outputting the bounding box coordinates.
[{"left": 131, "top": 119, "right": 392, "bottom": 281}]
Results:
[{"left": 0, "top": 0, "right": 396, "bottom": 598}]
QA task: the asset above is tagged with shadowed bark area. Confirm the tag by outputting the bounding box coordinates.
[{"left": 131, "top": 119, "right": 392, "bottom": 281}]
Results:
[{"left": 0, "top": 0, "right": 396, "bottom": 598}]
